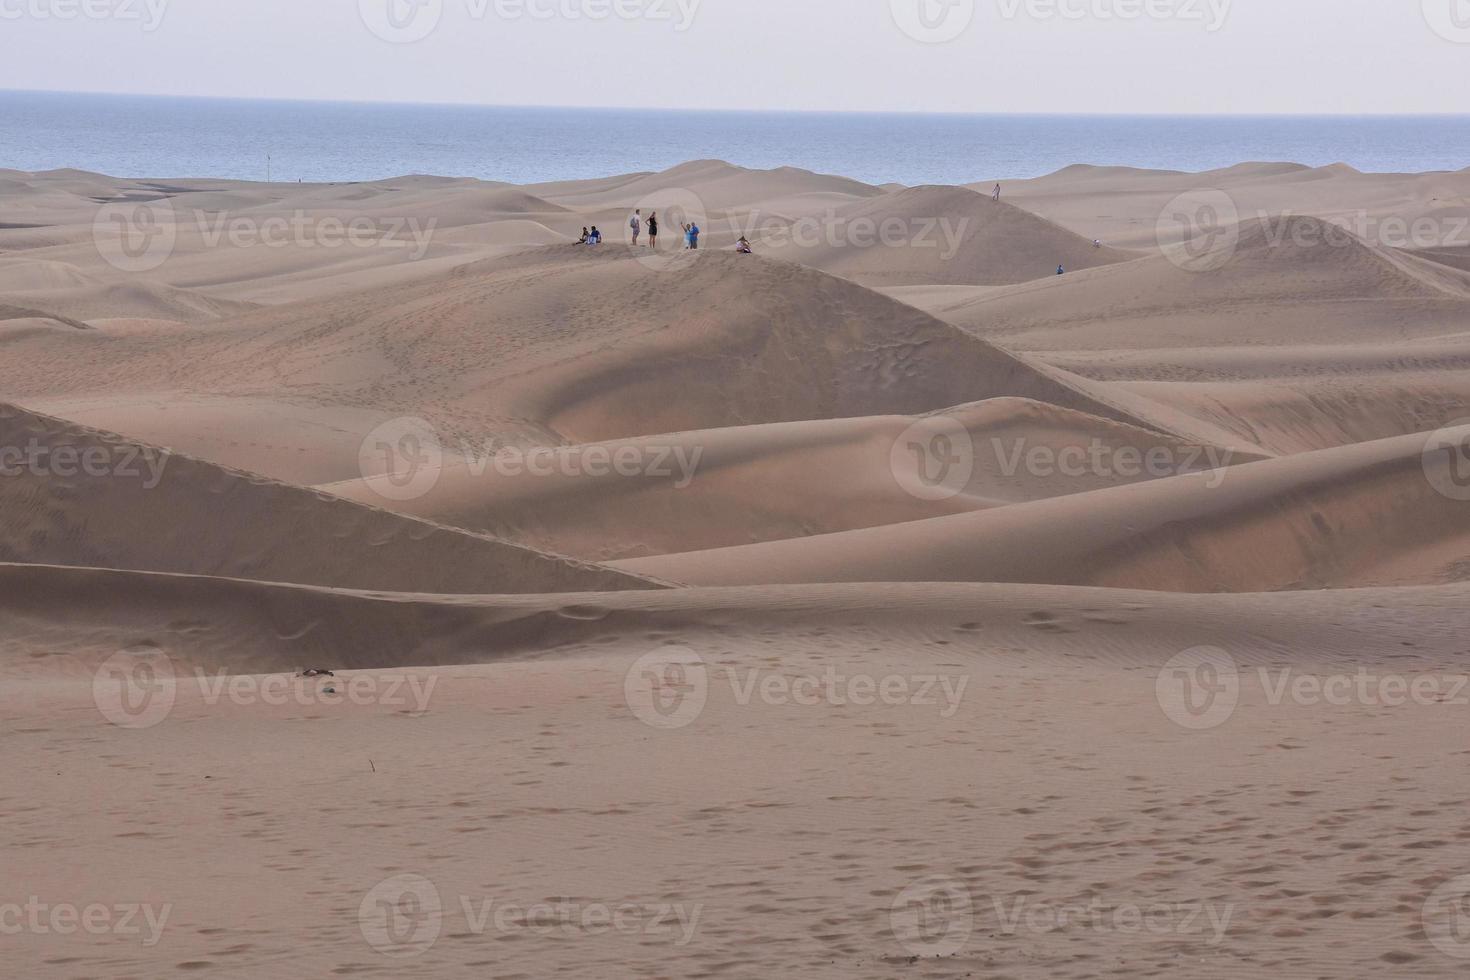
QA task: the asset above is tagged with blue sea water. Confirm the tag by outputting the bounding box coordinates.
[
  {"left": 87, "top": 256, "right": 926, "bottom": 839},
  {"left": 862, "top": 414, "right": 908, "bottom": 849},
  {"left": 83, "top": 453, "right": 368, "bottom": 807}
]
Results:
[{"left": 3, "top": 90, "right": 1468, "bottom": 186}]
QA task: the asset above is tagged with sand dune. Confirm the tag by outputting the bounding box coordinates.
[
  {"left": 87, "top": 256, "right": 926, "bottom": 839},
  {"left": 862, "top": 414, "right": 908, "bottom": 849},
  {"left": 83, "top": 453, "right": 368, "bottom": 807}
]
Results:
[
  {"left": 763, "top": 184, "right": 1134, "bottom": 286},
  {"left": 981, "top": 161, "right": 1470, "bottom": 251},
  {"left": 9, "top": 160, "right": 1470, "bottom": 979},
  {"left": 0, "top": 245, "right": 1182, "bottom": 487},
  {"left": 527, "top": 159, "right": 884, "bottom": 211},
  {"left": 890, "top": 215, "right": 1470, "bottom": 455},
  {"left": 617, "top": 425, "right": 1470, "bottom": 592},
  {"left": 321, "top": 397, "right": 1249, "bottom": 561},
  {"left": 0, "top": 402, "right": 661, "bottom": 593},
  {"left": 915, "top": 214, "right": 1470, "bottom": 349}
]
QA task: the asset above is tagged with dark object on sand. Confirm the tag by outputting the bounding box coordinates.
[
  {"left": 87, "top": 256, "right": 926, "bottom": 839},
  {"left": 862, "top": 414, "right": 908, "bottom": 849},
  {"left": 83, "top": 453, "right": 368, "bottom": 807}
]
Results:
[{"left": 301, "top": 668, "right": 335, "bottom": 677}]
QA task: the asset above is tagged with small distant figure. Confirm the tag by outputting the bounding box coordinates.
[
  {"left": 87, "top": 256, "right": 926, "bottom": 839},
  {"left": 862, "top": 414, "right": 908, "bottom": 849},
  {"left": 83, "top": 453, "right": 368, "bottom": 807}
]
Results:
[
  {"left": 647, "top": 211, "right": 659, "bottom": 248},
  {"left": 589, "top": 226, "right": 602, "bottom": 245},
  {"left": 576, "top": 226, "right": 590, "bottom": 244},
  {"left": 1057, "top": 264, "right": 1065, "bottom": 276},
  {"left": 630, "top": 209, "right": 642, "bottom": 245},
  {"left": 735, "top": 235, "right": 753, "bottom": 254},
  {"left": 681, "top": 222, "right": 692, "bottom": 249},
  {"left": 1092, "top": 239, "right": 1102, "bottom": 249},
  {"left": 689, "top": 221, "right": 700, "bottom": 250},
  {"left": 993, "top": 183, "right": 1001, "bottom": 202}
]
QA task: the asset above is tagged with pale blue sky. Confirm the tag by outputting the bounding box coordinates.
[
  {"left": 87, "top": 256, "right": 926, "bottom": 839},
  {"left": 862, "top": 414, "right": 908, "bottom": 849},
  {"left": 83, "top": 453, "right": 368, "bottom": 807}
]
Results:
[{"left": 1, "top": 0, "right": 1467, "bottom": 113}]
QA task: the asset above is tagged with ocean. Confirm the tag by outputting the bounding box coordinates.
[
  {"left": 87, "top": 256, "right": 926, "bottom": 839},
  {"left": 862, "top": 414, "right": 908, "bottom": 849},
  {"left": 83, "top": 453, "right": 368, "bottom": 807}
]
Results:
[{"left": 4, "top": 90, "right": 1469, "bottom": 186}]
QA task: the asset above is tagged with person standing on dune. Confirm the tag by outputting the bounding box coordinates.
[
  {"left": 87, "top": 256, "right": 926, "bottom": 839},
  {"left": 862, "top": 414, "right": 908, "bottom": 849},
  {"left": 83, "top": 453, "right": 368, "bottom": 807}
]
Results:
[
  {"left": 993, "top": 183, "right": 1001, "bottom": 202},
  {"left": 629, "top": 209, "right": 641, "bottom": 245},
  {"left": 647, "top": 211, "right": 658, "bottom": 249}
]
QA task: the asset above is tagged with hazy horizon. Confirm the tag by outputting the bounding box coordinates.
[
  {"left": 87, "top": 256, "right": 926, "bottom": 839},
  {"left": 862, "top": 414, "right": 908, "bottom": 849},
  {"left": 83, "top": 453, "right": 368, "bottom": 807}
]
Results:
[
  {"left": 3, "top": 1, "right": 1469, "bottom": 115},
  {"left": 10, "top": 87, "right": 1470, "bottom": 118}
]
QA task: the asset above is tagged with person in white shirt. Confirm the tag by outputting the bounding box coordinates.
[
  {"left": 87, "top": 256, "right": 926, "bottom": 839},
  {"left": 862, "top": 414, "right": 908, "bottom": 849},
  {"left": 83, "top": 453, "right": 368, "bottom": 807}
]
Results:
[{"left": 629, "top": 209, "right": 642, "bottom": 245}]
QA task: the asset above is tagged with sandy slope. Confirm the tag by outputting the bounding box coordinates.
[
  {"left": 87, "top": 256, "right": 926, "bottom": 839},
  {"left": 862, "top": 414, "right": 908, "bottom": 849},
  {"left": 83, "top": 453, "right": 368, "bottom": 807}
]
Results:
[
  {"left": 978, "top": 161, "right": 1470, "bottom": 251},
  {"left": 321, "top": 397, "right": 1250, "bottom": 562},
  {"left": 763, "top": 184, "right": 1135, "bottom": 286},
  {"left": 616, "top": 425, "right": 1470, "bottom": 592},
  {"left": 892, "top": 214, "right": 1470, "bottom": 456},
  {"left": 0, "top": 402, "right": 660, "bottom": 594},
  {"left": 0, "top": 245, "right": 1179, "bottom": 487},
  {"left": 6, "top": 160, "right": 1470, "bottom": 978},
  {"left": 7, "top": 579, "right": 1470, "bottom": 978}
]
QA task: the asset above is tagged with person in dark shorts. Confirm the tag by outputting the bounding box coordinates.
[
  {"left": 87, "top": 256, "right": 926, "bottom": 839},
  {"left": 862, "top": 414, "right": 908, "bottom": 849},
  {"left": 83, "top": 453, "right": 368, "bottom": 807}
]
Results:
[{"left": 647, "top": 211, "right": 659, "bottom": 248}]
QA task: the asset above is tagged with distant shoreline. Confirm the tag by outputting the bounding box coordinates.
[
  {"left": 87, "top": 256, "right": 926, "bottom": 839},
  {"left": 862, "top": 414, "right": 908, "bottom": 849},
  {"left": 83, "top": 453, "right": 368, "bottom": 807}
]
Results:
[{"left": 3, "top": 91, "right": 1468, "bottom": 185}]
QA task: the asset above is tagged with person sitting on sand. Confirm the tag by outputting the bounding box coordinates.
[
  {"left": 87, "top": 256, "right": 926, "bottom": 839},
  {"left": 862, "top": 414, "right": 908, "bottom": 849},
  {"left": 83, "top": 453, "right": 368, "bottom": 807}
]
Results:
[
  {"left": 576, "top": 226, "right": 589, "bottom": 244},
  {"left": 1057, "top": 264, "right": 1065, "bottom": 275},
  {"left": 589, "top": 226, "right": 602, "bottom": 245},
  {"left": 735, "top": 235, "right": 753, "bottom": 254},
  {"left": 647, "top": 211, "right": 659, "bottom": 248}
]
